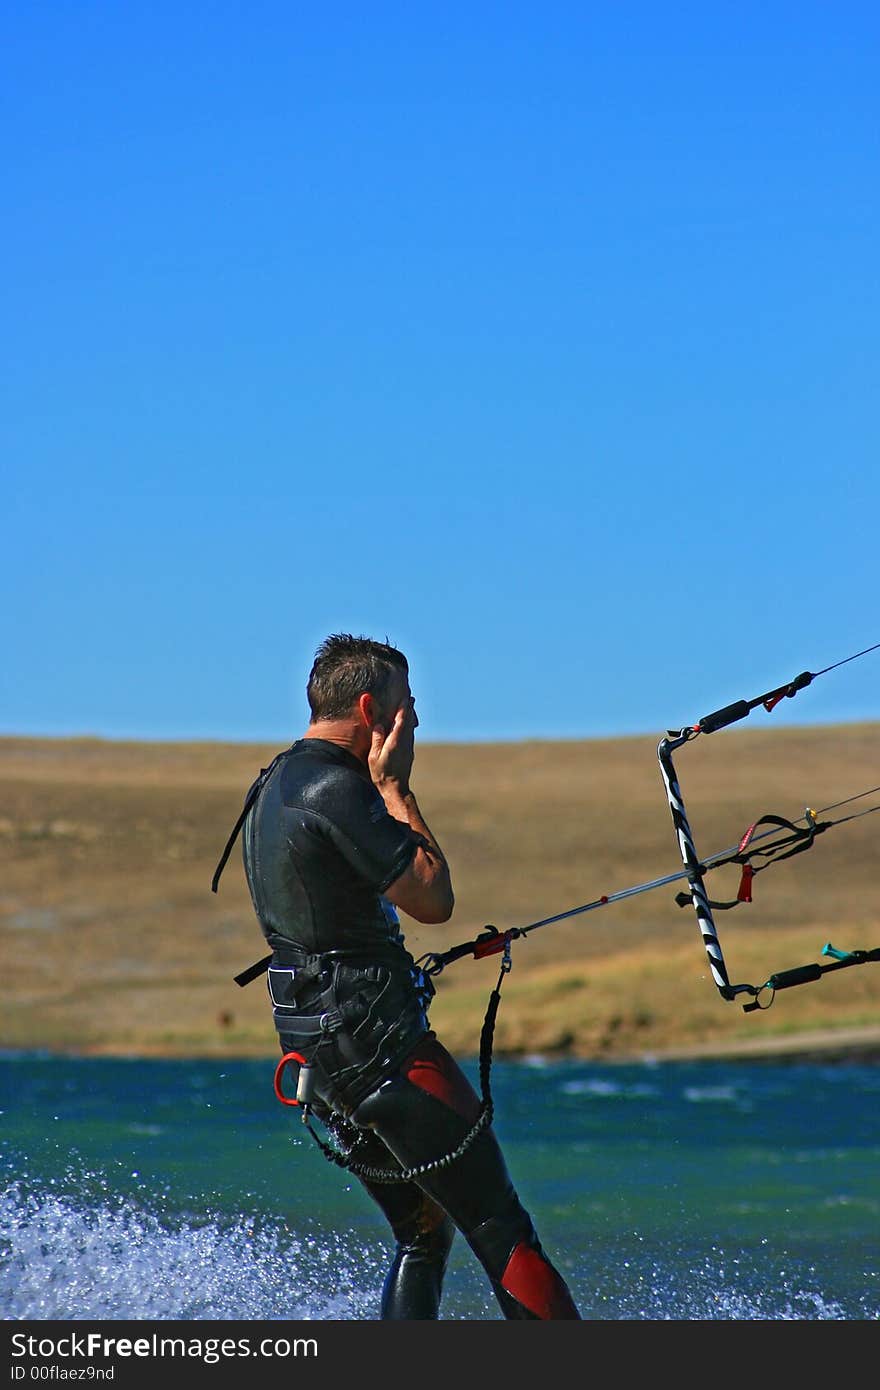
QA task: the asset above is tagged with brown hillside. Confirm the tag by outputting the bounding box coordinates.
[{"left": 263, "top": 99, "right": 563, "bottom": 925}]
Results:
[{"left": 1, "top": 725, "right": 878, "bottom": 1062}]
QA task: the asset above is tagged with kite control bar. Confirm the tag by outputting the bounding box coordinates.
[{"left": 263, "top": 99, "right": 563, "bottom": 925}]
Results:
[{"left": 659, "top": 645, "right": 880, "bottom": 1009}]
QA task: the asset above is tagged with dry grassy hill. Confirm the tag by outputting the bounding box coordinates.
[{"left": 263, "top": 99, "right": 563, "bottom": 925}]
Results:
[{"left": 1, "top": 724, "right": 878, "bottom": 1062}]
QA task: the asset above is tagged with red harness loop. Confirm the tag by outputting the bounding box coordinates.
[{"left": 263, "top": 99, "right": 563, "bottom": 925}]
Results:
[{"left": 274, "top": 1050, "right": 309, "bottom": 1107}]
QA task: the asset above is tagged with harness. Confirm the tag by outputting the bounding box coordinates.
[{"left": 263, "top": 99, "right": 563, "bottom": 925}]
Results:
[{"left": 274, "top": 945, "right": 510, "bottom": 1185}]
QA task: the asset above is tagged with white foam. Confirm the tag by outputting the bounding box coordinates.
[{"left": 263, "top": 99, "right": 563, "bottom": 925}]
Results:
[{"left": 1, "top": 1174, "right": 382, "bottom": 1321}]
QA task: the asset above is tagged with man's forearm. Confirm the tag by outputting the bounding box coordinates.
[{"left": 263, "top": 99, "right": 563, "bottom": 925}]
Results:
[
  {"left": 378, "top": 780, "right": 454, "bottom": 922},
  {"left": 380, "top": 784, "right": 448, "bottom": 866}
]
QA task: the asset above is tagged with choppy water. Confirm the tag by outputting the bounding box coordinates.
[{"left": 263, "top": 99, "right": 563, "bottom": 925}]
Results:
[{"left": 2, "top": 1053, "right": 878, "bottom": 1320}]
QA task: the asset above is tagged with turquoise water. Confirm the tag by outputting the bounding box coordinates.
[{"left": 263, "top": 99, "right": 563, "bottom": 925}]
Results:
[{"left": 2, "top": 1052, "right": 878, "bottom": 1320}]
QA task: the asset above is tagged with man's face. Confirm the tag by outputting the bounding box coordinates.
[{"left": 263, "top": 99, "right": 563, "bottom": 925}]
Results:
[{"left": 382, "top": 670, "right": 418, "bottom": 731}]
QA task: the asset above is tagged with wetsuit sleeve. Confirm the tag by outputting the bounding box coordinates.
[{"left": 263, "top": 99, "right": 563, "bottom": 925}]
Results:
[{"left": 317, "top": 770, "right": 426, "bottom": 892}]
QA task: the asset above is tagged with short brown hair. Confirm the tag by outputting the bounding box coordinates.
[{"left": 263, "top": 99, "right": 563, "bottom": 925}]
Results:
[{"left": 306, "top": 633, "right": 408, "bottom": 722}]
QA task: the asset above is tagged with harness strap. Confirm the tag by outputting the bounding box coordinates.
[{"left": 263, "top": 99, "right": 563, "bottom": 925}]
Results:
[
  {"left": 271, "top": 1006, "right": 344, "bottom": 1039},
  {"left": 235, "top": 948, "right": 328, "bottom": 990},
  {"left": 234, "top": 954, "right": 272, "bottom": 988},
  {"left": 211, "top": 748, "right": 291, "bottom": 893}
]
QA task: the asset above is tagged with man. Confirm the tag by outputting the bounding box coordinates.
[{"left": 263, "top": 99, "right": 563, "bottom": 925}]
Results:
[{"left": 221, "top": 633, "right": 580, "bottom": 1320}]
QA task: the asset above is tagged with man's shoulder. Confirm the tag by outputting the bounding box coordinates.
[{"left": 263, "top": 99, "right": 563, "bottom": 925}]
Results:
[{"left": 280, "top": 739, "right": 375, "bottom": 813}]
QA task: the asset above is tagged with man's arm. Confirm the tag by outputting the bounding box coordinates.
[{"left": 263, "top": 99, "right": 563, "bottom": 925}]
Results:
[{"left": 369, "top": 706, "right": 454, "bottom": 924}]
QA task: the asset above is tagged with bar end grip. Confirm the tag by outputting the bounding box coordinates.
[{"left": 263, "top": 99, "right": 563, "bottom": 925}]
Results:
[
  {"left": 698, "top": 699, "right": 751, "bottom": 735},
  {"left": 767, "top": 962, "right": 823, "bottom": 991}
]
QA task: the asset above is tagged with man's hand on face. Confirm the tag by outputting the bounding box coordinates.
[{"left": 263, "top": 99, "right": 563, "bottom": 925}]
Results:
[{"left": 369, "top": 699, "right": 415, "bottom": 795}]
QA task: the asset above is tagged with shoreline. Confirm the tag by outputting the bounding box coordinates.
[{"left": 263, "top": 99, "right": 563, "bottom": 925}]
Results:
[
  {"left": 4, "top": 1023, "right": 880, "bottom": 1067},
  {"left": 617, "top": 1022, "right": 880, "bottom": 1065}
]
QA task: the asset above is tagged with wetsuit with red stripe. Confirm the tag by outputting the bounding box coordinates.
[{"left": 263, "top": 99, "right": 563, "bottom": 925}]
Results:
[{"left": 240, "top": 738, "right": 580, "bottom": 1320}]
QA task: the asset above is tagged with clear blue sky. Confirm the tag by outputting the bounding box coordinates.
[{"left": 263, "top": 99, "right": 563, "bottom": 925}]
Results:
[{"left": 3, "top": 3, "right": 878, "bottom": 745}]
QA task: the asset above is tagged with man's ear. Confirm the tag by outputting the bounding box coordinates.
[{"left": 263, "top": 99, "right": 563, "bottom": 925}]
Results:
[{"left": 357, "top": 692, "right": 376, "bottom": 727}]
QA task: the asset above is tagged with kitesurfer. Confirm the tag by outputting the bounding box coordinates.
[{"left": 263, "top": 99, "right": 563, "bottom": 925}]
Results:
[{"left": 230, "top": 633, "right": 580, "bottom": 1320}]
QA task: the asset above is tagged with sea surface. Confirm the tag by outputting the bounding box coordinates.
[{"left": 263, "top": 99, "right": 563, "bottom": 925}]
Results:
[{"left": 2, "top": 1051, "right": 878, "bottom": 1321}]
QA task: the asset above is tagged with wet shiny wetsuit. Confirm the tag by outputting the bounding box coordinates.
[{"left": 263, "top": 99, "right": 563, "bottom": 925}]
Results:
[{"left": 239, "top": 738, "right": 580, "bottom": 1320}]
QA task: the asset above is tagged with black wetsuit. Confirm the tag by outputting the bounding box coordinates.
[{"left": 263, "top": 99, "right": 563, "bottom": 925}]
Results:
[{"left": 237, "top": 738, "right": 580, "bottom": 1320}]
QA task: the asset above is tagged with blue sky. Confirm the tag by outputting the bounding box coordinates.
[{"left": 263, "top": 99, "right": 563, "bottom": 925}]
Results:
[{"left": 3, "top": 3, "right": 878, "bottom": 745}]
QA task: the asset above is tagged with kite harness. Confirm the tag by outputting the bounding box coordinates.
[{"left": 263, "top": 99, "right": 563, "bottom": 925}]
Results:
[{"left": 271, "top": 941, "right": 510, "bottom": 1184}]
